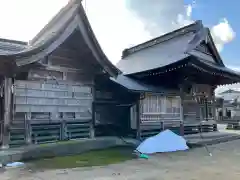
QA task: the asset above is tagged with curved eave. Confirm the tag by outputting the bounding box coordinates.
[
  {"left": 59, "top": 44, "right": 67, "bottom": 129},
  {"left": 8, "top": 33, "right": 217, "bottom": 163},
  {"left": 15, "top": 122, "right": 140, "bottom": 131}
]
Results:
[
  {"left": 190, "top": 58, "right": 240, "bottom": 82},
  {"left": 129, "top": 56, "right": 240, "bottom": 85},
  {"left": 0, "top": 5, "right": 79, "bottom": 63},
  {"left": 0, "top": 2, "right": 120, "bottom": 78}
]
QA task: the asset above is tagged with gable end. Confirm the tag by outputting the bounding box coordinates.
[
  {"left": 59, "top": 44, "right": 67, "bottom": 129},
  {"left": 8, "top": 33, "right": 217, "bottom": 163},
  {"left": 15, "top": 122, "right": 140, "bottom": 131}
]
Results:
[
  {"left": 195, "top": 43, "right": 212, "bottom": 55},
  {"left": 122, "top": 20, "right": 203, "bottom": 58}
]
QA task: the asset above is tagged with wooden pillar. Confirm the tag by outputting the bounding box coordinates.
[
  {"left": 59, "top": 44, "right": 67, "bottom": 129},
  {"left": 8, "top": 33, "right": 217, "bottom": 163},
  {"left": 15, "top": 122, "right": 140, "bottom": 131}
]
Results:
[
  {"left": 136, "top": 99, "right": 141, "bottom": 140},
  {"left": 212, "top": 87, "right": 216, "bottom": 120},
  {"left": 1, "top": 77, "right": 12, "bottom": 149},
  {"left": 25, "top": 112, "right": 32, "bottom": 144},
  {"left": 90, "top": 103, "right": 95, "bottom": 138},
  {"left": 179, "top": 86, "right": 184, "bottom": 122},
  {"left": 90, "top": 86, "right": 95, "bottom": 139},
  {"left": 179, "top": 86, "right": 184, "bottom": 135}
]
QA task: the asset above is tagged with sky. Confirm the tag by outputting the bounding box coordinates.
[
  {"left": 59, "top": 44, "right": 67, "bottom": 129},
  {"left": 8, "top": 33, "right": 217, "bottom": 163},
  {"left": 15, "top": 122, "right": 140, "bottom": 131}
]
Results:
[{"left": 0, "top": 0, "right": 239, "bottom": 93}]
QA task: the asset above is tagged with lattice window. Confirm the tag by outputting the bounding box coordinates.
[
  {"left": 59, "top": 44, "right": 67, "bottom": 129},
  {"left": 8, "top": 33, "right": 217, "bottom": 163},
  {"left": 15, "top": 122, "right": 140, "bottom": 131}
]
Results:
[
  {"left": 141, "top": 95, "right": 165, "bottom": 113},
  {"left": 141, "top": 94, "right": 180, "bottom": 114},
  {"left": 166, "top": 97, "right": 181, "bottom": 114}
]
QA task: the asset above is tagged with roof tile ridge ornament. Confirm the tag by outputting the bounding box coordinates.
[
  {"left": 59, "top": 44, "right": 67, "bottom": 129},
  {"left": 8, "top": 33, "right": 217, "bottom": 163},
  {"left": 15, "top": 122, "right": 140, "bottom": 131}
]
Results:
[
  {"left": 76, "top": 0, "right": 83, "bottom": 3},
  {"left": 185, "top": 22, "right": 225, "bottom": 66},
  {"left": 184, "top": 21, "right": 207, "bottom": 55},
  {"left": 69, "top": 0, "right": 82, "bottom": 5},
  {"left": 29, "top": 0, "right": 80, "bottom": 45}
]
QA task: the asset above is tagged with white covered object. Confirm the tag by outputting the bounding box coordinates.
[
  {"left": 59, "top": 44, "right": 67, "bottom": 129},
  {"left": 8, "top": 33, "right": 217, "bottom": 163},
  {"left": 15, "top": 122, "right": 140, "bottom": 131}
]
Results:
[
  {"left": 136, "top": 129, "right": 189, "bottom": 154},
  {"left": 6, "top": 162, "right": 24, "bottom": 168}
]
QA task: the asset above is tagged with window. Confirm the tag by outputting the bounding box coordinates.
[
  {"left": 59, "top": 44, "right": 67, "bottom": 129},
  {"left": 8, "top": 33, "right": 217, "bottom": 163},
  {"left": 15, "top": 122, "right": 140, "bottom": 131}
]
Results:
[
  {"left": 141, "top": 95, "right": 165, "bottom": 113},
  {"left": 141, "top": 95, "right": 180, "bottom": 114},
  {"left": 166, "top": 97, "right": 181, "bottom": 114}
]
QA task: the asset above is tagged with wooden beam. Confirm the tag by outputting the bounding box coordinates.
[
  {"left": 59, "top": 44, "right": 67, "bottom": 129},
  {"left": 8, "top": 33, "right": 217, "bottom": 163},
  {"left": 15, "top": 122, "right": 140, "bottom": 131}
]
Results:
[
  {"left": 54, "top": 47, "right": 79, "bottom": 58},
  {"left": 39, "top": 64, "right": 86, "bottom": 73},
  {"left": 36, "top": 63, "right": 103, "bottom": 78},
  {"left": 1, "top": 77, "right": 12, "bottom": 149},
  {"left": 52, "top": 45, "right": 90, "bottom": 61},
  {"left": 49, "top": 54, "right": 76, "bottom": 62}
]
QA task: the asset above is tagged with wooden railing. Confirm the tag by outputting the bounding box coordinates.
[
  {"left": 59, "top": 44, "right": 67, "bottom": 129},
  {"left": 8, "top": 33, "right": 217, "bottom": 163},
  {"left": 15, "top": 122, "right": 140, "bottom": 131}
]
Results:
[
  {"left": 140, "top": 119, "right": 217, "bottom": 139},
  {"left": 140, "top": 120, "right": 184, "bottom": 139}
]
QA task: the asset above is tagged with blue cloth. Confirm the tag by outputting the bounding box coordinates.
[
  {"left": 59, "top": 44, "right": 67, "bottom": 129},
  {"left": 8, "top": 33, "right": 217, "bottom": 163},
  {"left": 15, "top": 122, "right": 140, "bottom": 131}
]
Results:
[{"left": 136, "top": 129, "right": 189, "bottom": 154}]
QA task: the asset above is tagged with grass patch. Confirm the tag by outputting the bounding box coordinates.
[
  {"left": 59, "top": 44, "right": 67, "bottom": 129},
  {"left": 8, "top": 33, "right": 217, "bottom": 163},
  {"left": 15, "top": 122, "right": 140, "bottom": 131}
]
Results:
[
  {"left": 38, "top": 140, "right": 81, "bottom": 147},
  {"left": 25, "top": 146, "right": 135, "bottom": 170}
]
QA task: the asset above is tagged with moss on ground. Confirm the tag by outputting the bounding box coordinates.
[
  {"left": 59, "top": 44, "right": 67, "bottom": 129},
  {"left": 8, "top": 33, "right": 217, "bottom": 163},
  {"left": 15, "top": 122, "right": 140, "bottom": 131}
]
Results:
[
  {"left": 25, "top": 146, "right": 135, "bottom": 170},
  {"left": 38, "top": 140, "right": 80, "bottom": 147}
]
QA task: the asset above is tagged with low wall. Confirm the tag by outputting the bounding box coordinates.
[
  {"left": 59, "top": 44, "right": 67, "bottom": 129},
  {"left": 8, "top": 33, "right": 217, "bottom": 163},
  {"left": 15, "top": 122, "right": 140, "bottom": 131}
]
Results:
[{"left": 0, "top": 137, "right": 131, "bottom": 165}]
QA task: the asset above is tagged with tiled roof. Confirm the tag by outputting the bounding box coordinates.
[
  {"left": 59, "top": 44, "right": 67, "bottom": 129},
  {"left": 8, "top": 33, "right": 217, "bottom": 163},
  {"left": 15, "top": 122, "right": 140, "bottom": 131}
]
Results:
[
  {"left": 0, "top": 0, "right": 120, "bottom": 77},
  {"left": 0, "top": 38, "right": 27, "bottom": 54},
  {"left": 116, "top": 21, "right": 224, "bottom": 75}
]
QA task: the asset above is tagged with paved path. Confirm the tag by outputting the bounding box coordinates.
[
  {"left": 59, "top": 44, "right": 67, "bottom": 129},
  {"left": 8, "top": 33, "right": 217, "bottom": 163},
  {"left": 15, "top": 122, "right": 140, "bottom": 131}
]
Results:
[{"left": 2, "top": 139, "right": 240, "bottom": 180}]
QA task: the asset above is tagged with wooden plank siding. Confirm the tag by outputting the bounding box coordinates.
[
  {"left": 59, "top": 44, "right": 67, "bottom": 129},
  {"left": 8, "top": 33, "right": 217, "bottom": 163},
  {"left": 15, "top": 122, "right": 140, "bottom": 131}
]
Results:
[
  {"left": 9, "top": 45, "right": 97, "bottom": 146},
  {"left": 133, "top": 85, "right": 216, "bottom": 139},
  {"left": 11, "top": 79, "right": 93, "bottom": 145},
  {"left": 134, "top": 93, "right": 183, "bottom": 139},
  {"left": 139, "top": 93, "right": 181, "bottom": 124}
]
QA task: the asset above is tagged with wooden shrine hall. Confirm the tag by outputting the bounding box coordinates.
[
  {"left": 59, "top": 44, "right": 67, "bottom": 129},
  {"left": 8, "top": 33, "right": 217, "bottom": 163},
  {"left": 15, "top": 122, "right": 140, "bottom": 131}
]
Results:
[
  {"left": 0, "top": 0, "right": 123, "bottom": 148},
  {"left": 0, "top": 0, "right": 239, "bottom": 147},
  {"left": 115, "top": 20, "right": 240, "bottom": 139}
]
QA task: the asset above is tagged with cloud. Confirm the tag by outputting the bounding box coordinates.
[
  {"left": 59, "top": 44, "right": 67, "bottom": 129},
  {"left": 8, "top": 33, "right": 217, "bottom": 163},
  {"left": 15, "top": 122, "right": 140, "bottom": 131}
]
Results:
[
  {"left": 82, "top": 0, "right": 151, "bottom": 63},
  {"left": 0, "top": 0, "right": 68, "bottom": 41},
  {"left": 0, "top": 0, "right": 235, "bottom": 65},
  {"left": 125, "top": 0, "right": 193, "bottom": 36},
  {"left": 126, "top": 0, "right": 235, "bottom": 52},
  {"left": 210, "top": 19, "right": 235, "bottom": 52}
]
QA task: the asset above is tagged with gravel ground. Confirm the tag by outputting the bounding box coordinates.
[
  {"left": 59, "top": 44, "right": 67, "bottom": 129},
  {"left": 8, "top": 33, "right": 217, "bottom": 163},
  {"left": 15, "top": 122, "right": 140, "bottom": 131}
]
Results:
[{"left": 2, "top": 138, "right": 240, "bottom": 180}]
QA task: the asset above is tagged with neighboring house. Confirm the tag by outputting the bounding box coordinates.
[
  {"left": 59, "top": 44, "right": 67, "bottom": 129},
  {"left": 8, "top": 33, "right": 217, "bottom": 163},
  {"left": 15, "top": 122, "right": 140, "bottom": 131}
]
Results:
[
  {"left": 218, "top": 89, "right": 240, "bottom": 102},
  {"left": 217, "top": 89, "right": 240, "bottom": 119},
  {"left": 0, "top": 0, "right": 240, "bottom": 148}
]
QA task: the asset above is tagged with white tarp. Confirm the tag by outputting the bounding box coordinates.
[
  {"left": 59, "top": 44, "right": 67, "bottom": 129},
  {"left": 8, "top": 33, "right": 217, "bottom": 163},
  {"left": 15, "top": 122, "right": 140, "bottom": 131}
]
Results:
[
  {"left": 6, "top": 162, "right": 24, "bottom": 167},
  {"left": 0, "top": 162, "right": 24, "bottom": 168},
  {"left": 136, "top": 129, "right": 189, "bottom": 154}
]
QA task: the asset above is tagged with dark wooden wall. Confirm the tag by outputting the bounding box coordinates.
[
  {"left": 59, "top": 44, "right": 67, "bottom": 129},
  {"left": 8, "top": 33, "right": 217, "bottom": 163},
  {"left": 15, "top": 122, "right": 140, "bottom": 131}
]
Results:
[
  {"left": 9, "top": 44, "right": 98, "bottom": 146},
  {"left": 94, "top": 76, "right": 137, "bottom": 137}
]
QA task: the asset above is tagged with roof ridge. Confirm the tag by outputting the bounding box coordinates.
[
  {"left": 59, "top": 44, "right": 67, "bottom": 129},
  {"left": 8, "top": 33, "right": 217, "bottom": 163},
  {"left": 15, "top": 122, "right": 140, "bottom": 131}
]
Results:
[
  {"left": 122, "top": 20, "right": 203, "bottom": 58},
  {"left": 220, "top": 89, "right": 240, "bottom": 94},
  {"left": 0, "top": 38, "right": 27, "bottom": 45},
  {"left": 29, "top": 0, "right": 82, "bottom": 45}
]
